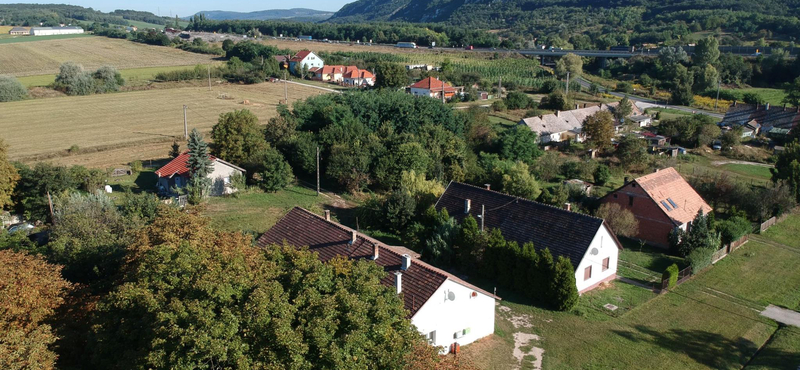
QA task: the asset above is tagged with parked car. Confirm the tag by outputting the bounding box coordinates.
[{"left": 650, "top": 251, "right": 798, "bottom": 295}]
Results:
[
  {"left": 465, "top": 45, "right": 474, "bottom": 50},
  {"left": 712, "top": 140, "right": 722, "bottom": 150},
  {"left": 7, "top": 222, "right": 34, "bottom": 234}
]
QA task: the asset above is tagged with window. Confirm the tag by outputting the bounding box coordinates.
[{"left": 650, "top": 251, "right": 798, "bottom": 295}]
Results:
[
  {"left": 427, "top": 331, "right": 437, "bottom": 344},
  {"left": 602, "top": 258, "right": 610, "bottom": 271},
  {"left": 613, "top": 194, "right": 618, "bottom": 198},
  {"left": 628, "top": 195, "right": 634, "bottom": 206},
  {"left": 661, "top": 200, "right": 672, "bottom": 211},
  {"left": 667, "top": 198, "right": 679, "bottom": 209},
  {"left": 584, "top": 266, "right": 592, "bottom": 281}
]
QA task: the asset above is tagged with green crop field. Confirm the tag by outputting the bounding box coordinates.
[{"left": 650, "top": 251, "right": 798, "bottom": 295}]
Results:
[
  {"left": 461, "top": 214, "right": 800, "bottom": 370},
  {"left": 0, "top": 33, "right": 93, "bottom": 44},
  {"left": 16, "top": 64, "right": 220, "bottom": 87},
  {"left": 719, "top": 163, "right": 773, "bottom": 180},
  {"left": 0, "top": 36, "right": 217, "bottom": 77},
  {"left": 0, "top": 82, "right": 327, "bottom": 164}
]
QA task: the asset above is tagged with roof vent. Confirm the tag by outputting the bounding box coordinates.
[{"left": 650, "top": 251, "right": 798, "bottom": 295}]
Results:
[{"left": 401, "top": 254, "right": 412, "bottom": 270}]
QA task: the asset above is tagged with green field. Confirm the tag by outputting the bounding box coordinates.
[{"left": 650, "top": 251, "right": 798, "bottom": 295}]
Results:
[
  {"left": 0, "top": 33, "right": 93, "bottom": 44},
  {"left": 17, "top": 64, "right": 218, "bottom": 87},
  {"left": 719, "top": 163, "right": 773, "bottom": 180},
  {"left": 205, "top": 186, "right": 334, "bottom": 235},
  {"left": 734, "top": 88, "right": 788, "bottom": 107},
  {"left": 462, "top": 214, "right": 800, "bottom": 370},
  {"left": 760, "top": 213, "right": 800, "bottom": 251}
]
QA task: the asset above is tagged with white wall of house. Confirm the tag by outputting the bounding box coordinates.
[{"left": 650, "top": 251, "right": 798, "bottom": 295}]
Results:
[
  {"left": 297, "top": 52, "right": 324, "bottom": 70},
  {"left": 411, "top": 87, "right": 434, "bottom": 98},
  {"left": 411, "top": 279, "right": 495, "bottom": 354},
  {"left": 31, "top": 28, "right": 84, "bottom": 36},
  {"left": 208, "top": 161, "right": 243, "bottom": 196},
  {"left": 574, "top": 225, "right": 619, "bottom": 293}
]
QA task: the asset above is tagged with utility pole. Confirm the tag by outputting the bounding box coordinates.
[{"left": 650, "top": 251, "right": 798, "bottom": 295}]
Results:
[
  {"left": 714, "top": 78, "right": 721, "bottom": 110},
  {"left": 283, "top": 70, "right": 288, "bottom": 103},
  {"left": 565, "top": 72, "right": 570, "bottom": 96},
  {"left": 316, "top": 146, "right": 320, "bottom": 196},
  {"left": 47, "top": 191, "right": 54, "bottom": 222},
  {"left": 441, "top": 79, "right": 446, "bottom": 104},
  {"left": 183, "top": 105, "right": 188, "bottom": 139}
]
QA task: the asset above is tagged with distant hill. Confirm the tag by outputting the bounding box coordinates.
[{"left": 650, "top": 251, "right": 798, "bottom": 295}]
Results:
[
  {"left": 0, "top": 4, "right": 173, "bottom": 26},
  {"left": 189, "top": 8, "right": 333, "bottom": 22}
]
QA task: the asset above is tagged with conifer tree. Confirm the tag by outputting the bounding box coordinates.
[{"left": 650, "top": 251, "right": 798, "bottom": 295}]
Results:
[
  {"left": 535, "top": 248, "right": 555, "bottom": 304},
  {"left": 186, "top": 129, "right": 213, "bottom": 203},
  {"left": 552, "top": 256, "right": 578, "bottom": 311}
]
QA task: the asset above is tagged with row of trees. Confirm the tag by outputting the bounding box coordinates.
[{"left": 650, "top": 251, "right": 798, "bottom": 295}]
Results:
[{"left": 53, "top": 62, "right": 124, "bottom": 96}]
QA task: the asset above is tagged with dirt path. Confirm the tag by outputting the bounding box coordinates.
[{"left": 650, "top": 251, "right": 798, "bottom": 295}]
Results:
[
  {"left": 498, "top": 304, "right": 545, "bottom": 370},
  {"left": 711, "top": 160, "right": 774, "bottom": 168}
]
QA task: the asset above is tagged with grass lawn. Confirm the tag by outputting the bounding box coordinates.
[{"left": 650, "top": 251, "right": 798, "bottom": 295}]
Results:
[
  {"left": 0, "top": 33, "right": 92, "bottom": 45},
  {"left": 204, "top": 185, "right": 333, "bottom": 235},
  {"left": 746, "top": 326, "right": 800, "bottom": 370},
  {"left": 720, "top": 163, "right": 773, "bottom": 180},
  {"left": 734, "top": 88, "right": 788, "bottom": 107},
  {"left": 487, "top": 115, "right": 518, "bottom": 127},
  {"left": 759, "top": 213, "right": 800, "bottom": 251},
  {"left": 646, "top": 107, "right": 695, "bottom": 121},
  {"left": 463, "top": 221, "right": 800, "bottom": 370}
]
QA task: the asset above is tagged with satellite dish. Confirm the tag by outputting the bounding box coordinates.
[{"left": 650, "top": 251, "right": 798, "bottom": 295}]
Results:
[
  {"left": 590, "top": 248, "right": 599, "bottom": 256},
  {"left": 447, "top": 291, "right": 456, "bottom": 301}
]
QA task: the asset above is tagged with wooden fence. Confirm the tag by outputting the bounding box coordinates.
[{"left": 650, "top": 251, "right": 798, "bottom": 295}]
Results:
[
  {"left": 759, "top": 212, "right": 791, "bottom": 233},
  {"left": 661, "top": 266, "right": 692, "bottom": 291}
]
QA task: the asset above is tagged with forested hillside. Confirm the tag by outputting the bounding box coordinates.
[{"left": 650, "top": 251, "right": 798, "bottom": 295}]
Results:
[
  {"left": 0, "top": 4, "right": 173, "bottom": 27},
  {"left": 330, "top": 0, "right": 800, "bottom": 46},
  {"left": 189, "top": 8, "right": 333, "bottom": 21}
]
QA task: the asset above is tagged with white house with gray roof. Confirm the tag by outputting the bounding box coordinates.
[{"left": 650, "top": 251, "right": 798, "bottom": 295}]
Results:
[{"left": 519, "top": 102, "right": 641, "bottom": 144}]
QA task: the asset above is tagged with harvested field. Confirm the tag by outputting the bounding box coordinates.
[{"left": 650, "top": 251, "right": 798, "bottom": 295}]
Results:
[
  {"left": 0, "top": 81, "right": 327, "bottom": 166},
  {"left": 0, "top": 36, "right": 218, "bottom": 77}
]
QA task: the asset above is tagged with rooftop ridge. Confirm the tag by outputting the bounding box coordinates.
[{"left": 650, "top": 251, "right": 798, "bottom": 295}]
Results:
[{"left": 449, "top": 181, "right": 606, "bottom": 224}]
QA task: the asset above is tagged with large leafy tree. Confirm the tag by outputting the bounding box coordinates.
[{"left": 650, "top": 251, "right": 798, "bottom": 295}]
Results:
[
  {"left": 211, "top": 109, "right": 268, "bottom": 165},
  {"left": 783, "top": 76, "right": 800, "bottom": 107},
  {"left": 375, "top": 62, "right": 407, "bottom": 89},
  {"left": 0, "top": 250, "right": 71, "bottom": 370},
  {"left": 0, "top": 138, "right": 19, "bottom": 210},
  {"left": 91, "top": 209, "right": 422, "bottom": 369},
  {"left": 772, "top": 140, "right": 800, "bottom": 201},
  {"left": 595, "top": 202, "right": 639, "bottom": 238},
  {"left": 613, "top": 96, "right": 633, "bottom": 122},
  {"left": 245, "top": 146, "right": 293, "bottom": 192},
  {"left": 582, "top": 110, "right": 615, "bottom": 151},
  {"left": 186, "top": 129, "right": 213, "bottom": 203},
  {"left": 0, "top": 76, "right": 28, "bottom": 102},
  {"left": 616, "top": 134, "right": 648, "bottom": 170},
  {"left": 555, "top": 53, "right": 583, "bottom": 79},
  {"left": 500, "top": 125, "right": 542, "bottom": 164},
  {"left": 501, "top": 161, "right": 541, "bottom": 200}
]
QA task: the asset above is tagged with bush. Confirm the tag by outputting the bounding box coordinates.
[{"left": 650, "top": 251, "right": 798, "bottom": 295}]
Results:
[
  {"left": 687, "top": 246, "right": 715, "bottom": 274},
  {"left": 54, "top": 62, "right": 95, "bottom": 96},
  {"left": 742, "top": 92, "right": 765, "bottom": 105},
  {"left": 0, "top": 75, "right": 28, "bottom": 102},
  {"left": 130, "top": 160, "right": 143, "bottom": 174},
  {"left": 504, "top": 91, "right": 535, "bottom": 110},
  {"left": 246, "top": 147, "right": 293, "bottom": 192},
  {"left": 662, "top": 263, "right": 679, "bottom": 289},
  {"left": 540, "top": 91, "right": 572, "bottom": 111},
  {"left": 615, "top": 81, "right": 634, "bottom": 94},
  {"left": 593, "top": 164, "right": 611, "bottom": 185},
  {"left": 491, "top": 99, "right": 507, "bottom": 112},
  {"left": 716, "top": 216, "right": 752, "bottom": 245},
  {"left": 93, "top": 65, "right": 124, "bottom": 93},
  {"left": 68, "top": 145, "right": 80, "bottom": 154}
]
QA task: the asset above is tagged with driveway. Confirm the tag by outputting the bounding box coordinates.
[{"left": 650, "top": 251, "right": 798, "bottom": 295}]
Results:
[{"left": 761, "top": 305, "right": 800, "bottom": 328}]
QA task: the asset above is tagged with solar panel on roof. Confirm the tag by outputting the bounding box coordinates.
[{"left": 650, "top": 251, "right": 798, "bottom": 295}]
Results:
[
  {"left": 660, "top": 201, "right": 672, "bottom": 211},
  {"left": 667, "top": 198, "right": 678, "bottom": 208}
]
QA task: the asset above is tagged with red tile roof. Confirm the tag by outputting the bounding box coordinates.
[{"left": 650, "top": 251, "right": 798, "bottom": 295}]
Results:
[
  {"left": 344, "top": 69, "right": 375, "bottom": 79},
  {"left": 257, "top": 207, "right": 499, "bottom": 318},
  {"left": 633, "top": 167, "right": 712, "bottom": 225},
  {"left": 155, "top": 152, "right": 217, "bottom": 178},
  {"left": 410, "top": 77, "right": 457, "bottom": 92},
  {"left": 289, "top": 50, "right": 313, "bottom": 62}
]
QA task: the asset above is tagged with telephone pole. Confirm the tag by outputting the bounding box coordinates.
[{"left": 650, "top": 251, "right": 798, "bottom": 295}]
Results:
[
  {"left": 316, "top": 147, "right": 320, "bottom": 196},
  {"left": 183, "top": 105, "right": 188, "bottom": 139},
  {"left": 565, "top": 72, "right": 570, "bottom": 96},
  {"left": 283, "top": 70, "right": 288, "bottom": 103}
]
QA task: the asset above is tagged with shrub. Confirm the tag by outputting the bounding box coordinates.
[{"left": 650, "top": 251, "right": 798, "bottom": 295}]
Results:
[
  {"left": 593, "top": 164, "right": 611, "bottom": 185},
  {"left": 130, "top": 160, "right": 143, "bottom": 174},
  {"left": 93, "top": 65, "right": 124, "bottom": 93},
  {"left": 68, "top": 144, "right": 80, "bottom": 154},
  {"left": 245, "top": 147, "right": 293, "bottom": 192},
  {"left": 54, "top": 62, "right": 95, "bottom": 96},
  {"left": 716, "top": 216, "right": 752, "bottom": 245},
  {"left": 615, "top": 81, "right": 634, "bottom": 94},
  {"left": 552, "top": 256, "right": 579, "bottom": 311},
  {"left": 491, "top": 99, "right": 507, "bottom": 112},
  {"left": 743, "top": 92, "right": 765, "bottom": 105},
  {"left": 687, "top": 246, "right": 715, "bottom": 274},
  {"left": 662, "top": 263, "right": 679, "bottom": 289},
  {"left": 504, "top": 91, "right": 535, "bottom": 110},
  {"left": 0, "top": 75, "right": 28, "bottom": 102}
]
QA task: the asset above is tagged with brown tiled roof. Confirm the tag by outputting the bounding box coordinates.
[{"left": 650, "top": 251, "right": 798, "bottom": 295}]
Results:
[
  {"left": 721, "top": 103, "right": 800, "bottom": 131},
  {"left": 435, "top": 182, "right": 621, "bottom": 270},
  {"left": 257, "top": 207, "right": 498, "bottom": 318},
  {"left": 632, "top": 167, "right": 712, "bottom": 225},
  {"left": 410, "top": 77, "right": 457, "bottom": 92},
  {"left": 289, "top": 50, "right": 313, "bottom": 62}
]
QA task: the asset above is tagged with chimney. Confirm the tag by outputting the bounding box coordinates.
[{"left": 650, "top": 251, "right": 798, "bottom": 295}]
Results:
[
  {"left": 575, "top": 104, "right": 580, "bottom": 110},
  {"left": 464, "top": 199, "right": 471, "bottom": 213},
  {"left": 564, "top": 202, "right": 571, "bottom": 211},
  {"left": 555, "top": 110, "right": 560, "bottom": 117},
  {"left": 655, "top": 168, "right": 660, "bottom": 173},
  {"left": 624, "top": 176, "right": 629, "bottom": 183},
  {"left": 324, "top": 210, "right": 331, "bottom": 221},
  {"left": 583, "top": 103, "right": 587, "bottom": 108},
  {"left": 394, "top": 272, "right": 403, "bottom": 294},
  {"left": 350, "top": 229, "right": 357, "bottom": 244},
  {"left": 784, "top": 104, "right": 788, "bottom": 111},
  {"left": 401, "top": 254, "right": 412, "bottom": 270},
  {"left": 766, "top": 103, "right": 770, "bottom": 110},
  {"left": 372, "top": 243, "right": 379, "bottom": 260},
  {"left": 484, "top": 184, "right": 491, "bottom": 190}
]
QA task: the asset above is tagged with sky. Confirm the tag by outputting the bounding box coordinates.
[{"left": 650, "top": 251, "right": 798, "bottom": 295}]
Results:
[{"left": 0, "top": 0, "right": 353, "bottom": 16}]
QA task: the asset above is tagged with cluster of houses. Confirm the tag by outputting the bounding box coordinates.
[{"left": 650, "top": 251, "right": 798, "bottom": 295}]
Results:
[
  {"left": 276, "top": 50, "right": 376, "bottom": 87},
  {"left": 7, "top": 26, "right": 84, "bottom": 36},
  {"left": 720, "top": 101, "right": 800, "bottom": 139}
]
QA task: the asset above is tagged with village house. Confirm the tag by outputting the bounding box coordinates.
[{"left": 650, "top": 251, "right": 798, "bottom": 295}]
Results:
[
  {"left": 8, "top": 27, "right": 29, "bottom": 35},
  {"left": 342, "top": 68, "right": 375, "bottom": 87},
  {"left": 288, "top": 50, "right": 324, "bottom": 75},
  {"left": 409, "top": 77, "right": 460, "bottom": 101},
  {"left": 30, "top": 26, "right": 84, "bottom": 36},
  {"left": 154, "top": 152, "right": 245, "bottom": 197},
  {"left": 628, "top": 115, "right": 653, "bottom": 127},
  {"left": 720, "top": 102, "right": 800, "bottom": 134},
  {"left": 258, "top": 207, "right": 499, "bottom": 353},
  {"left": 435, "top": 182, "right": 623, "bottom": 293},
  {"left": 518, "top": 102, "right": 642, "bottom": 144},
  {"left": 600, "top": 167, "right": 712, "bottom": 248}
]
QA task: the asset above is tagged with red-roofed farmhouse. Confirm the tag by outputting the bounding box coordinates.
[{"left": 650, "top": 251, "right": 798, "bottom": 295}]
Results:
[
  {"left": 410, "top": 77, "right": 460, "bottom": 100},
  {"left": 155, "top": 152, "right": 245, "bottom": 196}
]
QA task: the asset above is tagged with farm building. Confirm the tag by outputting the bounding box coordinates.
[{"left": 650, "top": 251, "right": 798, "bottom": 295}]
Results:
[
  {"left": 258, "top": 207, "right": 499, "bottom": 353},
  {"left": 435, "top": 182, "right": 623, "bottom": 293},
  {"left": 30, "top": 26, "right": 84, "bottom": 36},
  {"left": 628, "top": 115, "right": 652, "bottom": 127},
  {"left": 600, "top": 167, "right": 712, "bottom": 248},
  {"left": 518, "top": 102, "right": 642, "bottom": 144},
  {"left": 9, "top": 27, "right": 29, "bottom": 35},
  {"left": 721, "top": 102, "right": 800, "bottom": 133},
  {"left": 288, "top": 50, "right": 324, "bottom": 75},
  {"left": 409, "top": 77, "right": 460, "bottom": 101},
  {"left": 154, "top": 152, "right": 245, "bottom": 197}
]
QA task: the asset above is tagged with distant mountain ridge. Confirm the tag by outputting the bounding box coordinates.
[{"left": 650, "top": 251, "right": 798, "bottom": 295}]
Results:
[{"left": 189, "top": 8, "right": 333, "bottom": 21}]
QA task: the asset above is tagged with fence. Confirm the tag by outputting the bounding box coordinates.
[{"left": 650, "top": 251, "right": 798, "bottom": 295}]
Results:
[
  {"left": 759, "top": 212, "right": 792, "bottom": 233},
  {"left": 661, "top": 266, "right": 692, "bottom": 291}
]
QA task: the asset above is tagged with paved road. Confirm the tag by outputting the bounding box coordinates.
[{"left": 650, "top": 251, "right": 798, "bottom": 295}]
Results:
[
  {"left": 761, "top": 305, "right": 800, "bottom": 328},
  {"left": 575, "top": 77, "right": 724, "bottom": 119}
]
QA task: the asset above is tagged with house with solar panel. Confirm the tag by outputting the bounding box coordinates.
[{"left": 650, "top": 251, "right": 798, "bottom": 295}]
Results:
[
  {"left": 435, "top": 182, "right": 623, "bottom": 293},
  {"left": 154, "top": 152, "right": 245, "bottom": 196},
  {"left": 258, "top": 207, "right": 499, "bottom": 353},
  {"left": 600, "top": 167, "right": 713, "bottom": 248}
]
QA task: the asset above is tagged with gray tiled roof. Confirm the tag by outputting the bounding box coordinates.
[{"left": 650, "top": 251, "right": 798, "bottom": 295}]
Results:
[{"left": 721, "top": 103, "right": 800, "bottom": 131}]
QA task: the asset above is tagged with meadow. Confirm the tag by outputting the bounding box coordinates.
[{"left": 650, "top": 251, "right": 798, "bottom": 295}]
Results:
[
  {"left": 0, "top": 81, "right": 325, "bottom": 165},
  {"left": 0, "top": 36, "right": 217, "bottom": 76},
  {"left": 16, "top": 65, "right": 221, "bottom": 87}
]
